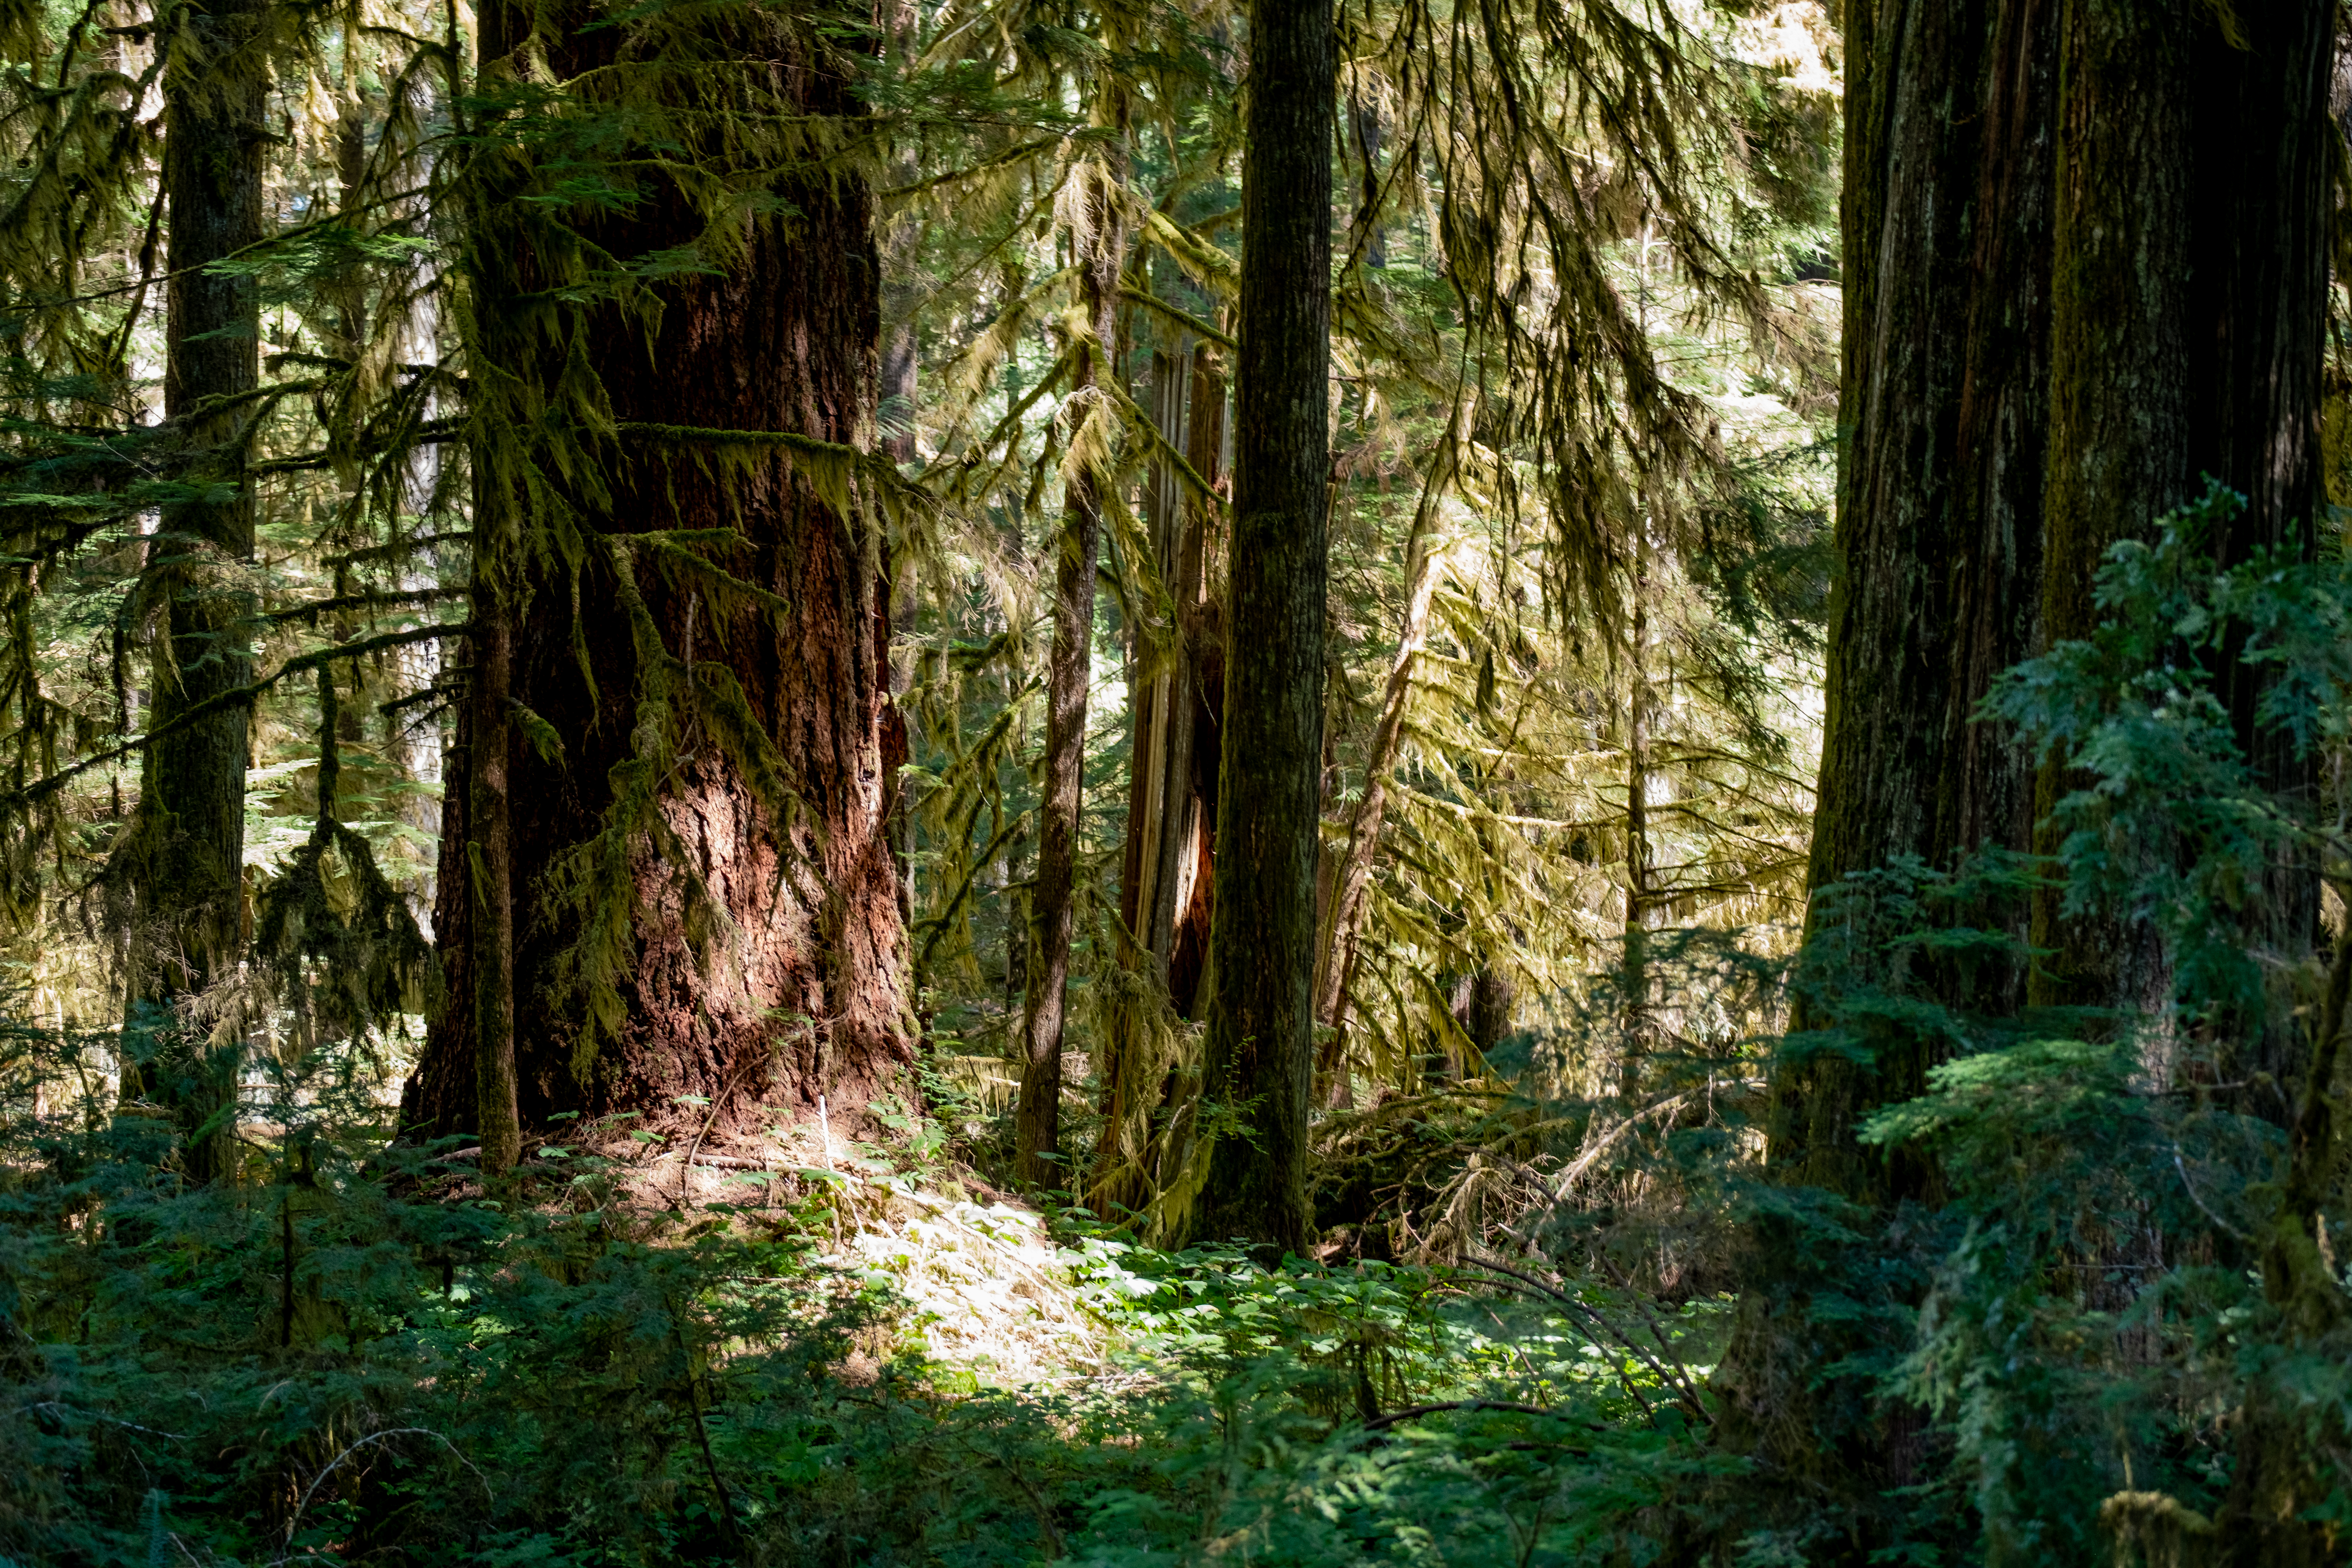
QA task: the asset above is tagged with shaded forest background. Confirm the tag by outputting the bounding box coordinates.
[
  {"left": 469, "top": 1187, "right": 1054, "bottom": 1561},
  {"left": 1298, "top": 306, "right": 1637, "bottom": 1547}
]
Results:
[{"left": 1, "top": 0, "right": 2351, "bottom": 1561}]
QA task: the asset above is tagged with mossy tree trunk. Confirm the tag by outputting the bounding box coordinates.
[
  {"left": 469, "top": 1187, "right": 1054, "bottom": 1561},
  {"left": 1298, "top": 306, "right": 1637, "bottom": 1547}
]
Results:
[
  {"left": 403, "top": 0, "right": 911, "bottom": 1145},
  {"left": 1312, "top": 500, "right": 1437, "bottom": 1103},
  {"left": 1183, "top": 0, "right": 1334, "bottom": 1253},
  {"left": 1093, "top": 341, "right": 1207, "bottom": 1208},
  {"left": 116, "top": 0, "right": 269, "bottom": 1183}
]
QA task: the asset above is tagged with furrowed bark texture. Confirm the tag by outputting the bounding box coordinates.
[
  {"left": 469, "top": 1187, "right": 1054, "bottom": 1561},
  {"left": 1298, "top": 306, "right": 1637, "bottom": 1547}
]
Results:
[
  {"left": 1724, "top": 0, "right": 2332, "bottom": 1556},
  {"left": 1773, "top": 0, "right": 2058, "bottom": 1204},
  {"left": 1014, "top": 120, "right": 1127, "bottom": 1188},
  {"left": 1791, "top": 0, "right": 2328, "bottom": 1203},
  {"left": 403, "top": 2, "right": 909, "bottom": 1140},
  {"left": 1716, "top": 0, "right": 2060, "bottom": 1544},
  {"left": 1186, "top": 0, "right": 1333, "bottom": 1252},
  {"left": 2029, "top": 0, "right": 2328, "bottom": 1060},
  {"left": 117, "top": 0, "right": 267, "bottom": 1181},
  {"left": 2027, "top": 0, "right": 2198, "bottom": 1020}
]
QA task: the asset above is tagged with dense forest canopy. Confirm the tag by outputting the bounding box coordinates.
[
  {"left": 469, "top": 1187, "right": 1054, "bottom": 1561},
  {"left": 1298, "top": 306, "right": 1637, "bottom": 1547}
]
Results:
[{"left": 1, "top": 0, "right": 2350, "bottom": 1560}]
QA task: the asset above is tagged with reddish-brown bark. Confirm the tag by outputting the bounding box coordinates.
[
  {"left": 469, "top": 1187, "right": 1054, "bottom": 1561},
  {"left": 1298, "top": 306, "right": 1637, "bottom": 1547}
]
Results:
[{"left": 402, "top": 6, "right": 908, "bottom": 1141}]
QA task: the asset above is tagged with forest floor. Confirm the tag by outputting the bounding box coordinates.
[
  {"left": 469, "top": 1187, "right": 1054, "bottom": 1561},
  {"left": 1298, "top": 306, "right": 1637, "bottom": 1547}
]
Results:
[
  {"left": 3, "top": 1089, "right": 1733, "bottom": 1563},
  {"left": 664, "top": 1121, "right": 1121, "bottom": 1388}
]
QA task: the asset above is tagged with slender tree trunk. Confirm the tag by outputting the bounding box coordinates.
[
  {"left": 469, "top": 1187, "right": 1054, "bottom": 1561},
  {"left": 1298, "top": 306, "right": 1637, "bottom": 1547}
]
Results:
[
  {"left": 1014, "top": 112, "right": 1129, "bottom": 1187},
  {"left": 1185, "top": 0, "right": 1334, "bottom": 1252},
  {"left": 468, "top": 564, "right": 521, "bottom": 1177},
  {"left": 117, "top": 0, "right": 267, "bottom": 1182},
  {"left": 1619, "top": 553, "right": 1653, "bottom": 1099},
  {"left": 880, "top": 0, "right": 921, "bottom": 930},
  {"left": 1351, "top": 93, "right": 1385, "bottom": 270},
  {"left": 1313, "top": 504, "right": 1437, "bottom": 1097}
]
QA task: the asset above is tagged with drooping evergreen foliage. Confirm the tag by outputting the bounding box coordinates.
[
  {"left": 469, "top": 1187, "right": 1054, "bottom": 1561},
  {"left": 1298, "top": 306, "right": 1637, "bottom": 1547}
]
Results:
[{"left": 2, "top": 0, "right": 2351, "bottom": 1560}]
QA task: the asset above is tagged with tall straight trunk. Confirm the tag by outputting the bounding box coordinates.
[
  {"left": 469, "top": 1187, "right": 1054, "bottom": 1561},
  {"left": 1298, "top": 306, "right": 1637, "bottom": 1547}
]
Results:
[
  {"left": 2028, "top": 0, "right": 2198, "bottom": 1020},
  {"left": 117, "top": 0, "right": 267, "bottom": 1180},
  {"left": 1718, "top": 0, "right": 2063, "bottom": 1542},
  {"left": 1769, "top": 0, "right": 2059, "bottom": 1201},
  {"left": 1726, "top": 0, "right": 2331, "bottom": 1555},
  {"left": 1013, "top": 122, "right": 1129, "bottom": 1187},
  {"left": 1618, "top": 557, "right": 1653, "bottom": 1098},
  {"left": 403, "top": 0, "right": 909, "bottom": 1141},
  {"left": 1351, "top": 94, "right": 1385, "bottom": 270},
  {"left": 1185, "top": 0, "right": 1334, "bottom": 1252},
  {"left": 879, "top": 0, "right": 921, "bottom": 927},
  {"left": 2034, "top": 0, "right": 2329, "bottom": 1064},
  {"left": 468, "top": 563, "right": 521, "bottom": 1177}
]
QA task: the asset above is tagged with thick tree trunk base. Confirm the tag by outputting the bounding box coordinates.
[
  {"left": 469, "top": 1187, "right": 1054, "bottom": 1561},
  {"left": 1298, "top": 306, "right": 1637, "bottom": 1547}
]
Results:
[{"left": 401, "top": 18, "right": 909, "bottom": 1143}]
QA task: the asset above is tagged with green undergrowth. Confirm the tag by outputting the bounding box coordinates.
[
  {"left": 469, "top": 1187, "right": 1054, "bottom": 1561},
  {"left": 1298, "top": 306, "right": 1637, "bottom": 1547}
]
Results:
[{"left": 0, "top": 1068, "right": 1729, "bottom": 1568}]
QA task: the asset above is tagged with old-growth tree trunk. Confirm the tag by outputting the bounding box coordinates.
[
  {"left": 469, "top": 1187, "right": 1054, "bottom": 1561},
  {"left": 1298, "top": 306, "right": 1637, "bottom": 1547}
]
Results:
[
  {"left": 1184, "top": 0, "right": 1333, "bottom": 1252},
  {"left": 1714, "top": 0, "right": 2063, "bottom": 1543},
  {"left": 1768, "top": 0, "right": 2059, "bottom": 1199},
  {"left": 2034, "top": 0, "right": 2329, "bottom": 1049},
  {"left": 1723, "top": 0, "right": 2332, "bottom": 1555},
  {"left": 2027, "top": 0, "right": 2198, "bottom": 1020},
  {"left": 1778, "top": 0, "right": 2327, "bottom": 1191},
  {"left": 117, "top": 0, "right": 267, "bottom": 1182},
  {"left": 1013, "top": 107, "right": 1129, "bottom": 1188},
  {"left": 403, "top": 0, "right": 910, "bottom": 1142}
]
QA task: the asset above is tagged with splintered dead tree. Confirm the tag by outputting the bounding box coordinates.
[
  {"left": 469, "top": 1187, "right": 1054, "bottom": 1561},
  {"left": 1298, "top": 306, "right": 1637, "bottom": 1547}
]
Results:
[
  {"left": 401, "top": 0, "right": 913, "bottom": 1159},
  {"left": 1093, "top": 334, "right": 1227, "bottom": 1212},
  {"left": 1182, "top": 0, "right": 1335, "bottom": 1252}
]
